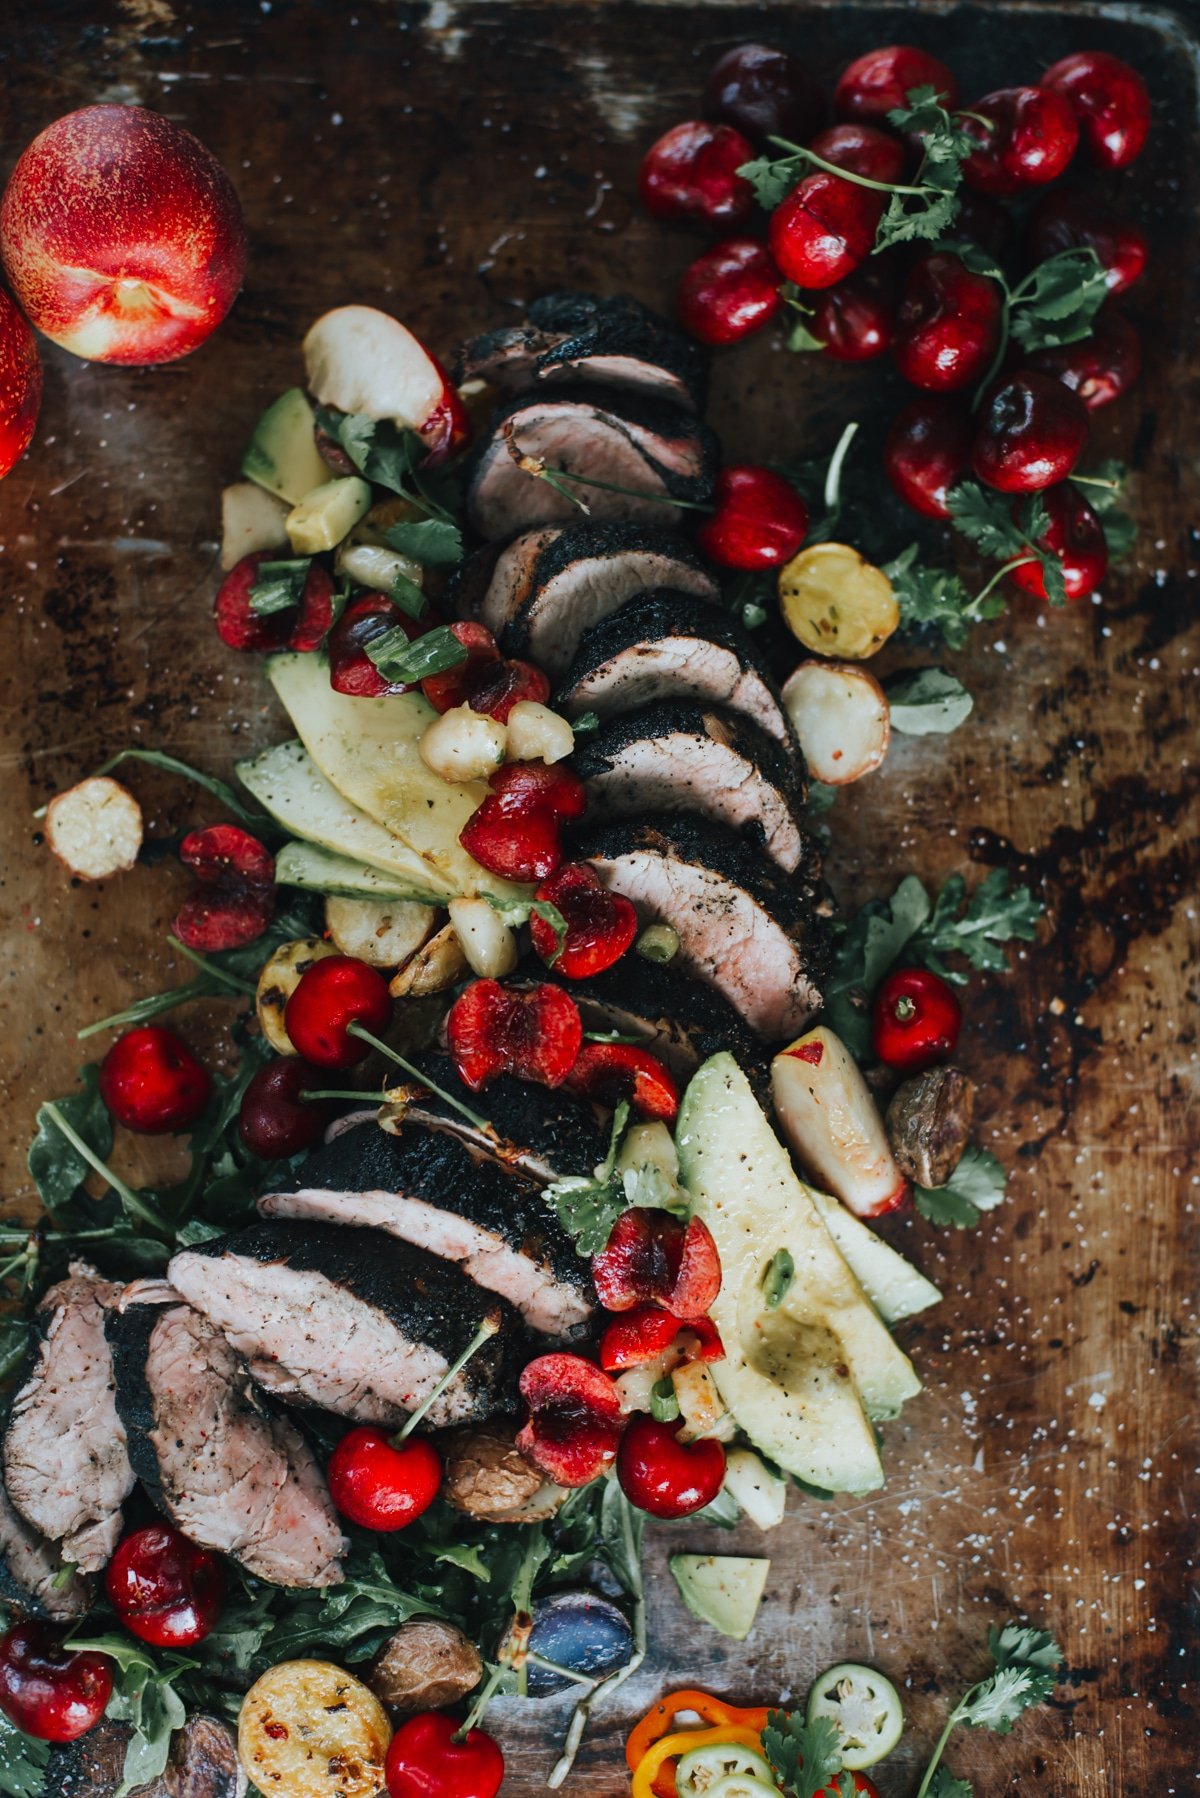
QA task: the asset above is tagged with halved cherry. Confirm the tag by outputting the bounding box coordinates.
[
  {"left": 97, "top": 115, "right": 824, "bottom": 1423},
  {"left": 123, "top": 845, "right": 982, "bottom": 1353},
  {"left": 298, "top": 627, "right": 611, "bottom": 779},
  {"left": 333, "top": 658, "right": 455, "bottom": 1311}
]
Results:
[
  {"left": 106, "top": 1525, "right": 226, "bottom": 1649},
  {"left": 1042, "top": 50, "right": 1151, "bottom": 171},
  {"left": 960, "top": 86, "right": 1079, "bottom": 198},
  {"left": 638, "top": 120, "right": 756, "bottom": 226},
  {"left": 467, "top": 656, "right": 551, "bottom": 723},
  {"left": 1007, "top": 482, "right": 1108, "bottom": 603},
  {"left": 833, "top": 44, "right": 959, "bottom": 123},
  {"left": 591, "top": 1209, "right": 721, "bottom": 1318},
  {"left": 516, "top": 1354, "right": 624, "bottom": 1487},
  {"left": 769, "top": 169, "right": 883, "bottom": 289},
  {"left": 99, "top": 1025, "right": 212, "bottom": 1135},
  {"left": 565, "top": 1043, "right": 681, "bottom": 1124},
  {"left": 174, "top": 823, "right": 276, "bottom": 953},
  {"left": 287, "top": 562, "right": 337, "bottom": 652},
  {"left": 327, "top": 1427, "right": 442, "bottom": 1532},
  {"left": 676, "top": 237, "right": 783, "bottom": 347},
  {"left": 1026, "top": 311, "right": 1141, "bottom": 411},
  {"left": 238, "top": 1057, "right": 334, "bottom": 1158},
  {"left": 328, "top": 594, "right": 422, "bottom": 697},
  {"left": 420, "top": 620, "right": 501, "bottom": 712},
  {"left": 1027, "top": 191, "right": 1148, "bottom": 297},
  {"left": 808, "top": 121, "right": 907, "bottom": 184},
  {"left": 697, "top": 465, "right": 810, "bottom": 571},
  {"left": 284, "top": 955, "right": 392, "bottom": 1069},
  {"left": 599, "top": 1304, "right": 724, "bottom": 1373},
  {"left": 616, "top": 1415, "right": 726, "bottom": 1520},
  {"left": 529, "top": 862, "right": 637, "bottom": 978},
  {"left": 446, "top": 979, "right": 584, "bottom": 1091},
  {"left": 214, "top": 553, "right": 336, "bottom": 655},
  {"left": 459, "top": 763, "right": 587, "bottom": 883}
]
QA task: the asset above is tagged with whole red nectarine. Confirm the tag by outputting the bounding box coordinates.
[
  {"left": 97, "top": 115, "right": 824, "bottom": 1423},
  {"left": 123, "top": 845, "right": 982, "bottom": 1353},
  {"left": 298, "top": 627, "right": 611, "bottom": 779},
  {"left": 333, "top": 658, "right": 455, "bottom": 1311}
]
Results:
[
  {"left": 0, "top": 105, "right": 246, "bottom": 366},
  {"left": 0, "top": 287, "right": 42, "bottom": 478}
]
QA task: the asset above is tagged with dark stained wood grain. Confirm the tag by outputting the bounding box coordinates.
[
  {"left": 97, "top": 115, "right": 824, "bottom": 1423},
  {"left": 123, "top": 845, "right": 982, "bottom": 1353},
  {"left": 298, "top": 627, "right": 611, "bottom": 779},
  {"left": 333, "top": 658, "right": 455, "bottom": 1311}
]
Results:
[{"left": 1, "top": 1, "right": 1197, "bottom": 1791}]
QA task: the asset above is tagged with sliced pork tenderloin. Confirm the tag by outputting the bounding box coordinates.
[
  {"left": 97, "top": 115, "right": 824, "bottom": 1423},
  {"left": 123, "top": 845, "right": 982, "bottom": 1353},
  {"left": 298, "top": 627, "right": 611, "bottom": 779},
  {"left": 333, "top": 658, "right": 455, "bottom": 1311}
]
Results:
[
  {"left": 386, "top": 1052, "right": 607, "bottom": 1182},
  {"left": 556, "top": 590, "right": 799, "bottom": 750},
  {"left": 168, "top": 1224, "right": 519, "bottom": 1430},
  {"left": 451, "top": 522, "right": 719, "bottom": 680},
  {"left": 576, "top": 815, "right": 832, "bottom": 1040},
  {"left": 453, "top": 291, "right": 709, "bottom": 412},
  {"left": 3, "top": 1265, "right": 135, "bottom": 1572},
  {"left": 0, "top": 1487, "right": 93, "bottom": 1621},
  {"left": 107, "top": 1299, "right": 345, "bottom": 1589},
  {"left": 465, "top": 386, "right": 718, "bottom": 541},
  {"left": 259, "top": 1122, "right": 593, "bottom": 1336},
  {"left": 573, "top": 700, "right": 808, "bottom": 872}
]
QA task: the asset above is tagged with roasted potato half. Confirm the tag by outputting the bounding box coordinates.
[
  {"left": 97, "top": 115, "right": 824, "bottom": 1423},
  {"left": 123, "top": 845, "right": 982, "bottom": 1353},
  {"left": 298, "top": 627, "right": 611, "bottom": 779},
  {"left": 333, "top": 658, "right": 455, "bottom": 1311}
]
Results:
[
  {"left": 324, "top": 896, "right": 438, "bottom": 969},
  {"left": 388, "top": 921, "right": 470, "bottom": 998},
  {"left": 256, "top": 937, "right": 337, "bottom": 1055},
  {"left": 238, "top": 1659, "right": 391, "bottom": 1798},
  {"left": 45, "top": 776, "right": 143, "bottom": 882},
  {"left": 778, "top": 541, "right": 899, "bottom": 660}
]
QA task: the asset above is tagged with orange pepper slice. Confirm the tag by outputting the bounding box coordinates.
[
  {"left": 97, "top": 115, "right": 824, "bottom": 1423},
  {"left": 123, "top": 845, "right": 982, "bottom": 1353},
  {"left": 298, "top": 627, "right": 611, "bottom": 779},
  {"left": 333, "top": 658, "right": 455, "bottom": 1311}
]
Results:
[
  {"left": 626, "top": 1690, "right": 737, "bottom": 1769},
  {"left": 630, "top": 1726, "right": 765, "bottom": 1798}
]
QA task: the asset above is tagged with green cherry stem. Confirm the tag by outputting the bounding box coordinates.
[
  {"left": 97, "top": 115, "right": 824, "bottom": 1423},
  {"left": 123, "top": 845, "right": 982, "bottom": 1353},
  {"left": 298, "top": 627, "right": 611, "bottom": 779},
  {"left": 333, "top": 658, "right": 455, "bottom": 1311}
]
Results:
[
  {"left": 392, "top": 1315, "right": 501, "bottom": 1444},
  {"left": 345, "top": 1023, "right": 493, "bottom": 1132},
  {"left": 39, "top": 1104, "right": 170, "bottom": 1236}
]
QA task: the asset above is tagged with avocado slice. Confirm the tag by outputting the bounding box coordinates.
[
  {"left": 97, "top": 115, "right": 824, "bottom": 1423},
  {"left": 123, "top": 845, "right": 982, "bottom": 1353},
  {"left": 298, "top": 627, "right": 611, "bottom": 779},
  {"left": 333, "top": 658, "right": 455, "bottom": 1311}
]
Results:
[
  {"left": 810, "top": 1188, "right": 941, "bottom": 1326},
  {"left": 669, "top": 1554, "right": 769, "bottom": 1641},
  {"left": 677, "top": 1055, "right": 921, "bottom": 1492},
  {"left": 286, "top": 476, "right": 372, "bottom": 554},
  {"left": 275, "top": 840, "right": 447, "bottom": 903},
  {"left": 241, "top": 388, "right": 329, "bottom": 506}
]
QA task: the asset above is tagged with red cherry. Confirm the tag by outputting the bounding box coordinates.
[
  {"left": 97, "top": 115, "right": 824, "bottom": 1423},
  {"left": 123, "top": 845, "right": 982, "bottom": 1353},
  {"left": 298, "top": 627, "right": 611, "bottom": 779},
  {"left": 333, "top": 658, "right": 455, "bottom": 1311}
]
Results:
[
  {"left": 1042, "top": 50, "right": 1151, "bottom": 171},
  {"left": 811, "top": 263, "right": 898, "bottom": 362},
  {"left": 953, "top": 190, "right": 1012, "bottom": 260},
  {"left": 284, "top": 955, "right": 392, "bottom": 1069},
  {"left": 99, "top": 1025, "right": 211, "bottom": 1134},
  {"left": 598, "top": 1305, "right": 724, "bottom": 1373},
  {"left": 564, "top": 1043, "right": 681, "bottom": 1125},
  {"left": 769, "top": 170, "right": 882, "bottom": 289},
  {"left": 893, "top": 251, "right": 1003, "bottom": 393},
  {"left": 704, "top": 43, "right": 825, "bottom": 146},
  {"left": 696, "top": 465, "right": 810, "bottom": 570},
  {"left": 327, "top": 1427, "right": 442, "bottom": 1532},
  {"left": 287, "top": 562, "right": 337, "bottom": 653},
  {"left": 0, "top": 1623, "right": 112, "bottom": 1743},
  {"left": 238, "top": 1056, "right": 334, "bottom": 1159},
  {"left": 591, "top": 1209, "right": 721, "bottom": 1318},
  {"left": 105, "top": 1525, "right": 226, "bottom": 1649},
  {"left": 1027, "top": 191, "right": 1148, "bottom": 297},
  {"left": 174, "top": 822, "right": 276, "bottom": 954},
  {"left": 460, "top": 762, "right": 587, "bottom": 883},
  {"left": 1007, "top": 482, "right": 1108, "bottom": 603},
  {"left": 385, "top": 1710, "right": 504, "bottom": 1798},
  {"left": 871, "top": 966, "right": 962, "bottom": 1072},
  {"left": 833, "top": 44, "right": 959, "bottom": 123},
  {"left": 1025, "top": 310, "right": 1141, "bottom": 412},
  {"left": 960, "top": 86, "right": 1079, "bottom": 197},
  {"left": 617, "top": 1415, "right": 726, "bottom": 1520},
  {"left": 466, "top": 656, "right": 551, "bottom": 723},
  {"left": 808, "top": 122, "right": 907, "bottom": 184},
  {"left": 529, "top": 862, "right": 637, "bottom": 979},
  {"left": 328, "top": 594, "right": 423, "bottom": 697},
  {"left": 446, "top": 979, "right": 583, "bottom": 1092},
  {"left": 884, "top": 396, "right": 973, "bottom": 518},
  {"left": 516, "top": 1354, "right": 624, "bottom": 1487},
  {"left": 972, "top": 371, "right": 1090, "bottom": 493},
  {"left": 676, "top": 237, "right": 782, "bottom": 347},
  {"left": 213, "top": 554, "right": 336, "bottom": 655},
  {"left": 420, "top": 620, "right": 501, "bottom": 713},
  {"left": 638, "top": 120, "right": 756, "bottom": 226}
]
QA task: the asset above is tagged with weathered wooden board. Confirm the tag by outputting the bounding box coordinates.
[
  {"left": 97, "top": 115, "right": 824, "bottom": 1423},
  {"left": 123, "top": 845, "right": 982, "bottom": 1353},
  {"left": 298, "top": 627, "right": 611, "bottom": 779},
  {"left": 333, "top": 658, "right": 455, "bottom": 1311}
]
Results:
[{"left": 0, "top": 1, "right": 1196, "bottom": 1791}]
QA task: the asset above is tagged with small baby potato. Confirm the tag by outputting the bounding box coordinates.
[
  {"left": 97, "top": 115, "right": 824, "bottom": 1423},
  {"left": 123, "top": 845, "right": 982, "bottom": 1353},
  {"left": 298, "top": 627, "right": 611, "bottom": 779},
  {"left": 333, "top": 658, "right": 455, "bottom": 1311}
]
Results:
[
  {"left": 238, "top": 1659, "right": 391, "bottom": 1798},
  {"left": 45, "top": 775, "right": 142, "bottom": 882},
  {"left": 782, "top": 660, "right": 891, "bottom": 785},
  {"left": 368, "top": 1619, "right": 482, "bottom": 1715},
  {"left": 441, "top": 1419, "right": 546, "bottom": 1520},
  {"left": 324, "top": 896, "right": 438, "bottom": 969},
  {"left": 778, "top": 541, "right": 900, "bottom": 659},
  {"left": 256, "top": 937, "right": 337, "bottom": 1054}
]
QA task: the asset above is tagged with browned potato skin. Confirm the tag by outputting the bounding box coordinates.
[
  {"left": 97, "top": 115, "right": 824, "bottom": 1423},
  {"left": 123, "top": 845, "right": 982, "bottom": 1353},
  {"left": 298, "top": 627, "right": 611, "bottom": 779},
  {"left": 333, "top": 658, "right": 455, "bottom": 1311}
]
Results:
[
  {"left": 440, "top": 1420, "right": 544, "bottom": 1519},
  {"left": 368, "top": 1619, "right": 483, "bottom": 1714},
  {"left": 886, "top": 1066, "right": 976, "bottom": 1188}
]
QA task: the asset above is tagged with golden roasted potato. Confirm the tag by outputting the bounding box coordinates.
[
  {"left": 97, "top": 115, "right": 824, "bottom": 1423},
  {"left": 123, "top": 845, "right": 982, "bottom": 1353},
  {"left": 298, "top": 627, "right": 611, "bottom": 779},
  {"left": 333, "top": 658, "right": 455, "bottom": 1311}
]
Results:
[
  {"left": 324, "top": 896, "right": 438, "bottom": 969},
  {"left": 778, "top": 541, "right": 899, "bottom": 660},
  {"left": 368, "top": 1619, "right": 482, "bottom": 1715},
  {"left": 238, "top": 1660, "right": 391, "bottom": 1798},
  {"left": 256, "top": 938, "right": 336, "bottom": 1055}
]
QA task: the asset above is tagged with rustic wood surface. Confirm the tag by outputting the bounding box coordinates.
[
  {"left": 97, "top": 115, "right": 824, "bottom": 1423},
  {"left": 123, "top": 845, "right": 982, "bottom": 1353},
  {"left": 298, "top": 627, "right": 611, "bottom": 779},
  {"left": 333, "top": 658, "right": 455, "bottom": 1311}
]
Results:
[{"left": 1, "top": 1, "right": 1197, "bottom": 1791}]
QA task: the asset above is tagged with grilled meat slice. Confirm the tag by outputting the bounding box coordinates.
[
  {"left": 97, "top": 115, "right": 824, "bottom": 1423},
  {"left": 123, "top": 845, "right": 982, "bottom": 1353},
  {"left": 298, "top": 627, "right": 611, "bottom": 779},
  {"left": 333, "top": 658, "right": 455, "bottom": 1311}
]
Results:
[
  {"left": 576, "top": 815, "right": 831, "bottom": 1039},
  {"left": 0, "top": 1486, "right": 93, "bottom": 1621},
  {"left": 453, "top": 291, "right": 709, "bottom": 412},
  {"left": 259, "top": 1123, "right": 593, "bottom": 1337},
  {"left": 388, "top": 1052, "right": 607, "bottom": 1182},
  {"left": 168, "top": 1224, "right": 519, "bottom": 1429},
  {"left": 3, "top": 1265, "right": 135, "bottom": 1571},
  {"left": 452, "top": 522, "right": 719, "bottom": 680},
  {"left": 466, "top": 386, "right": 718, "bottom": 541},
  {"left": 556, "top": 590, "right": 798, "bottom": 749},
  {"left": 46, "top": 1715, "right": 246, "bottom": 1798},
  {"left": 573, "top": 700, "right": 808, "bottom": 872},
  {"left": 107, "top": 1300, "right": 345, "bottom": 1588}
]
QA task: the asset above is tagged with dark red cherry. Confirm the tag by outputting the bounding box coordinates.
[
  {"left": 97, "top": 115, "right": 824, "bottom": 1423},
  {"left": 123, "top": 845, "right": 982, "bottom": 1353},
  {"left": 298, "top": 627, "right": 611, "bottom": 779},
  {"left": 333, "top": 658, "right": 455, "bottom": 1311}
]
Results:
[
  {"left": 327, "top": 1427, "right": 442, "bottom": 1532},
  {"left": 238, "top": 1056, "right": 334, "bottom": 1158},
  {"left": 884, "top": 396, "right": 973, "bottom": 518},
  {"left": 960, "top": 85, "right": 1079, "bottom": 197},
  {"left": 0, "top": 1624, "right": 112, "bottom": 1743},
  {"left": 1027, "top": 191, "right": 1148, "bottom": 297},
  {"left": 676, "top": 237, "right": 782, "bottom": 346},
  {"left": 616, "top": 1416, "right": 726, "bottom": 1520},
  {"left": 106, "top": 1525, "right": 226, "bottom": 1649},
  {"left": 971, "top": 371, "right": 1090, "bottom": 493},
  {"left": 1025, "top": 310, "right": 1141, "bottom": 411},
  {"left": 704, "top": 42, "right": 825, "bottom": 145},
  {"left": 1008, "top": 482, "right": 1108, "bottom": 603},
  {"left": 99, "top": 1025, "right": 211, "bottom": 1135},
  {"left": 893, "top": 251, "right": 1003, "bottom": 392},
  {"left": 833, "top": 45, "right": 959, "bottom": 123},
  {"left": 807, "top": 122, "right": 907, "bottom": 184},
  {"left": 811, "top": 262, "right": 898, "bottom": 362},
  {"left": 638, "top": 120, "right": 755, "bottom": 226},
  {"left": 284, "top": 956, "right": 392, "bottom": 1069},
  {"left": 769, "top": 170, "right": 882, "bottom": 289},
  {"left": 1042, "top": 50, "right": 1151, "bottom": 170}
]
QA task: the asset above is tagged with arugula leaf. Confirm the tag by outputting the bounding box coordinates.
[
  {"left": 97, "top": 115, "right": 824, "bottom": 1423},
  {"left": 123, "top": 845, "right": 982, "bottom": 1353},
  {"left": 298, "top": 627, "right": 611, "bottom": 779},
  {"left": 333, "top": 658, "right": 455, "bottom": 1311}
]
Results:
[
  {"left": 1075, "top": 461, "right": 1135, "bottom": 562},
  {"left": 28, "top": 1066, "right": 113, "bottom": 1216},
  {"left": 365, "top": 624, "right": 469, "bottom": 686},
  {"left": 807, "top": 781, "right": 837, "bottom": 815},
  {"left": 108, "top": 1668, "right": 187, "bottom": 1796},
  {"left": 91, "top": 747, "right": 271, "bottom": 833},
  {"left": 914, "top": 1146, "right": 1007, "bottom": 1229},
  {"left": 570, "top": 711, "right": 600, "bottom": 738},
  {"left": 0, "top": 1715, "right": 47, "bottom": 1798},
  {"left": 382, "top": 518, "right": 464, "bottom": 567},
  {"left": 248, "top": 557, "right": 310, "bottom": 616},
  {"left": 886, "top": 545, "right": 1005, "bottom": 651},
  {"left": 886, "top": 668, "right": 974, "bottom": 736},
  {"left": 543, "top": 1102, "right": 631, "bottom": 1255},
  {"left": 1008, "top": 248, "right": 1109, "bottom": 353},
  {"left": 824, "top": 874, "right": 932, "bottom": 1060},
  {"left": 908, "top": 868, "right": 1042, "bottom": 982},
  {"left": 764, "top": 1708, "right": 845, "bottom": 1798},
  {"left": 599, "top": 1474, "right": 645, "bottom": 1599},
  {"left": 0, "top": 1317, "right": 31, "bottom": 1387}
]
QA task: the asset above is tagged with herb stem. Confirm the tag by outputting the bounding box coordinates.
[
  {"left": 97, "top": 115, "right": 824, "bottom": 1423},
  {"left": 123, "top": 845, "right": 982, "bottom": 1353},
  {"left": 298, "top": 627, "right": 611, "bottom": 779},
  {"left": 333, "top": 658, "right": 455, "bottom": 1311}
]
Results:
[
  {"left": 547, "top": 1591, "right": 646, "bottom": 1789},
  {"left": 393, "top": 1316, "right": 500, "bottom": 1443},
  {"left": 525, "top": 1653, "right": 600, "bottom": 1689},
  {"left": 971, "top": 555, "right": 1037, "bottom": 608},
  {"left": 823, "top": 420, "right": 859, "bottom": 515},
  {"left": 77, "top": 977, "right": 212, "bottom": 1040},
  {"left": 506, "top": 435, "right": 713, "bottom": 514},
  {"left": 166, "top": 936, "right": 257, "bottom": 996},
  {"left": 346, "top": 1026, "right": 492, "bottom": 1132},
  {"left": 914, "top": 1699, "right": 969, "bottom": 1798},
  {"left": 300, "top": 1089, "right": 380, "bottom": 1104},
  {"left": 454, "top": 1661, "right": 508, "bottom": 1741},
  {"left": 40, "top": 1104, "right": 170, "bottom": 1236},
  {"left": 766, "top": 134, "right": 930, "bottom": 195},
  {"left": 90, "top": 747, "right": 271, "bottom": 832}
]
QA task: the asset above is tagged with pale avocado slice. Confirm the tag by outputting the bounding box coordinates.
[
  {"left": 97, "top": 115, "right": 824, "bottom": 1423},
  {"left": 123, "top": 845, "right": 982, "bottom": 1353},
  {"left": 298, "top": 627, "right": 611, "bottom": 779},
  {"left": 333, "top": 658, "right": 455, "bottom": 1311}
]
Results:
[
  {"left": 275, "top": 840, "right": 446, "bottom": 903},
  {"left": 677, "top": 1055, "right": 921, "bottom": 1492},
  {"left": 810, "top": 1189, "right": 942, "bottom": 1326},
  {"left": 266, "top": 652, "right": 527, "bottom": 902},
  {"left": 286, "top": 476, "right": 372, "bottom": 554},
  {"left": 241, "top": 388, "right": 329, "bottom": 506},
  {"left": 238, "top": 740, "right": 453, "bottom": 900},
  {"left": 670, "top": 1554, "right": 769, "bottom": 1641}
]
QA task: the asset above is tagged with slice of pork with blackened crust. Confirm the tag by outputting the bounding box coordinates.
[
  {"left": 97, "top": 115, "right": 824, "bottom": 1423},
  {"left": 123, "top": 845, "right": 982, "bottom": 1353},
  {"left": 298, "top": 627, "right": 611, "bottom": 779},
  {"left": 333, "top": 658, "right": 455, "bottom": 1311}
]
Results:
[
  {"left": 0, "top": 1486, "right": 93, "bottom": 1621},
  {"left": 465, "top": 386, "right": 718, "bottom": 541},
  {"left": 168, "top": 1224, "right": 519, "bottom": 1429},
  {"left": 3, "top": 1264, "right": 135, "bottom": 1571},
  {"left": 576, "top": 816, "right": 832, "bottom": 1040},
  {"left": 453, "top": 291, "right": 709, "bottom": 412},
  {"left": 46, "top": 1714, "right": 246, "bottom": 1798},
  {"left": 573, "top": 701, "right": 808, "bottom": 872},
  {"left": 451, "top": 522, "right": 719, "bottom": 681},
  {"left": 107, "top": 1300, "right": 345, "bottom": 1589},
  {"left": 259, "top": 1123, "right": 593, "bottom": 1336},
  {"left": 389, "top": 1052, "right": 607, "bottom": 1182},
  {"left": 556, "top": 590, "right": 799, "bottom": 750}
]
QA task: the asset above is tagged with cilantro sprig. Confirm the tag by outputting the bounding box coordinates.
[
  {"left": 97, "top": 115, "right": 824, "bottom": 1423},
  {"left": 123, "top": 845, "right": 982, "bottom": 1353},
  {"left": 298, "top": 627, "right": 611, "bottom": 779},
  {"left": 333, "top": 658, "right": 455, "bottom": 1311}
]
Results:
[
  {"left": 914, "top": 1144, "right": 1007, "bottom": 1228},
  {"left": 885, "top": 546, "right": 1006, "bottom": 651},
  {"left": 764, "top": 1709, "right": 853, "bottom": 1798},
  {"left": 914, "top": 1623, "right": 1062, "bottom": 1797},
  {"left": 945, "top": 485, "right": 1068, "bottom": 607}
]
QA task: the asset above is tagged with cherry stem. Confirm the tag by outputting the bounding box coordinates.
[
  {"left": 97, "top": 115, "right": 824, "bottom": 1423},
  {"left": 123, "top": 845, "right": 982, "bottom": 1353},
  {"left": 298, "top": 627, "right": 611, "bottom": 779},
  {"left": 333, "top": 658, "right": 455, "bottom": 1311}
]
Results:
[
  {"left": 525, "top": 1653, "right": 600, "bottom": 1689},
  {"left": 972, "top": 554, "right": 1039, "bottom": 608},
  {"left": 391, "top": 1314, "right": 501, "bottom": 1444},
  {"left": 300, "top": 1089, "right": 381, "bottom": 1103},
  {"left": 39, "top": 1104, "right": 170, "bottom": 1236},
  {"left": 166, "top": 936, "right": 257, "bottom": 997},
  {"left": 345, "top": 1025, "right": 493, "bottom": 1132},
  {"left": 505, "top": 432, "right": 713, "bottom": 515},
  {"left": 453, "top": 1661, "right": 508, "bottom": 1742},
  {"left": 823, "top": 420, "right": 860, "bottom": 515},
  {"left": 766, "top": 134, "right": 931, "bottom": 195}
]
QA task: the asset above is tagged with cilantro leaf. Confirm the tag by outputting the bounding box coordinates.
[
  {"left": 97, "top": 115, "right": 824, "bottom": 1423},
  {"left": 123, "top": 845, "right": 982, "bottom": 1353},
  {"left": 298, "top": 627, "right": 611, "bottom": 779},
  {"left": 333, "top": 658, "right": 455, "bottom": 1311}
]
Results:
[
  {"left": 908, "top": 868, "right": 1042, "bottom": 982},
  {"left": 873, "top": 87, "right": 974, "bottom": 250},
  {"left": 945, "top": 484, "right": 1027, "bottom": 562},
  {"left": 365, "top": 623, "right": 469, "bottom": 686},
  {"left": 886, "top": 668, "right": 974, "bottom": 736},
  {"left": 1074, "top": 461, "right": 1135, "bottom": 562},
  {"left": 886, "top": 545, "right": 1004, "bottom": 652},
  {"left": 1008, "top": 248, "right": 1109, "bottom": 353},
  {"left": 28, "top": 1066, "right": 113, "bottom": 1216},
  {"left": 928, "top": 1772, "right": 974, "bottom": 1798},
  {"left": 914, "top": 1146, "right": 1007, "bottom": 1229},
  {"left": 916, "top": 1617, "right": 1061, "bottom": 1796},
  {"left": 0, "top": 1715, "right": 48, "bottom": 1798},
  {"left": 737, "top": 153, "right": 802, "bottom": 210},
  {"left": 991, "top": 1622, "right": 1063, "bottom": 1674},
  {"left": 382, "top": 518, "right": 464, "bottom": 567},
  {"left": 764, "top": 1708, "right": 845, "bottom": 1798},
  {"left": 960, "top": 1664, "right": 1050, "bottom": 1732},
  {"left": 543, "top": 1102, "right": 631, "bottom": 1254}
]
